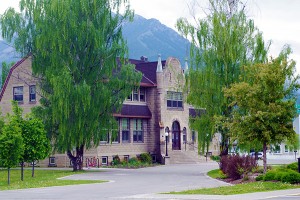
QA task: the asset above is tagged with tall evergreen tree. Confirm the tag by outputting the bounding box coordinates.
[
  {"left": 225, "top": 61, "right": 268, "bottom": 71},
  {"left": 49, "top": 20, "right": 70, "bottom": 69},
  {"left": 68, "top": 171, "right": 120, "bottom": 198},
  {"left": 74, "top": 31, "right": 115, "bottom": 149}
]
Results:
[
  {"left": 1, "top": 0, "right": 141, "bottom": 171},
  {"left": 176, "top": 0, "right": 269, "bottom": 154}
]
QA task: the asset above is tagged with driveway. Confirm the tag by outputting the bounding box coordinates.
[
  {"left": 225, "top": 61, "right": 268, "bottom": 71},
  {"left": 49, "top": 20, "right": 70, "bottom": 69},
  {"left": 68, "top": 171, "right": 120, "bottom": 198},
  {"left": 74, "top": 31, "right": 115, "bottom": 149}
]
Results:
[{"left": 0, "top": 162, "right": 228, "bottom": 200}]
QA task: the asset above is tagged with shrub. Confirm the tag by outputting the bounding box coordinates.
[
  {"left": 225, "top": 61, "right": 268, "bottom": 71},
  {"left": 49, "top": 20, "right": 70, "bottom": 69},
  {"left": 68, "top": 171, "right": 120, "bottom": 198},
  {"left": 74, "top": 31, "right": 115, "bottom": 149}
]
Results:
[
  {"left": 287, "top": 162, "right": 298, "bottom": 172},
  {"left": 210, "top": 155, "right": 220, "bottom": 161},
  {"left": 274, "top": 172, "right": 286, "bottom": 181},
  {"left": 281, "top": 171, "right": 300, "bottom": 184},
  {"left": 128, "top": 157, "right": 140, "bottom": 166},
  {"left": 255, "top": 174, "right": 264, "bottom": 181},
  {"left": 111, "top": 155, "right": 121, "bottom": 166},
  {"left": 139, "top": 153, "right": 152, "bottom": 164},
  {"left": 220, "top": 155, "right": 257, "bottom": 180},
  {"left": 264, "top": 170, "right": 277, "bottom": 181}
]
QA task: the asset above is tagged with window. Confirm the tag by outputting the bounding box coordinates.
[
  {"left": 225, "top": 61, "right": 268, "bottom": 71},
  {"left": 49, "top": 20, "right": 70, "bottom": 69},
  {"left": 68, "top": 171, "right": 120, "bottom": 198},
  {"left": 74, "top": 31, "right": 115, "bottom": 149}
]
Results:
[
  {"left": 183, "top": 127, "right": 187, "bottom": 143},
  {"left": 111, "top": 129, "right": 119, "bottom": 143},
  {"left": 100, "top": 131, "right": 109, "bottom": 143},
  {"left": 133, "top": 119, "right": 143, "bottom": 142},
  {"left": 124, "top": 155, "right": 129, "bottom": 162},
  {"left": 48, "top": 157, "right": 57, "bottom": 167},
  {"left": 127, "top": 88, "right": 146, "bottom": 102},
  {"left": 29, "top": 85, "right": 36, "bottom": 102},
  {"left": 101, "top": 156, "right": 108, "bottom": 166},
  {"left": 13, "top": 86, "right": 23, "bottom": 102},
  {"left": 139, "top": 88, "right": 145, "bottom": 102},
  {"left": 167, "top": 91, "right": 183, "bottom": 108},
  {"left": 122, "top": 118, "right": 130, "bottom": 143}
]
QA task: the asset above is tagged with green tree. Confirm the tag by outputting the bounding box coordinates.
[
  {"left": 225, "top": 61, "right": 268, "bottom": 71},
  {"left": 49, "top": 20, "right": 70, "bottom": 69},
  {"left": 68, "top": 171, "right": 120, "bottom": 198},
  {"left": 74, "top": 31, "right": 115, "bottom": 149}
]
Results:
[
  {"left": 176, "top": 0, "right": 269, "bottom": 155},
  {"left": 0, "top": 102, "right": 24, "bottom": 185},
  {"left": 1, "top": 0, "right": 141, "bottom": 171},
  {"left": 21, "top": 114, "right": 51, "bottom": 178},
  {"left": 1, "top": 61, "right": 15, "bottom": 89},
  {"left": 224, "top": 47, "right": 300, "bottom": 173}
]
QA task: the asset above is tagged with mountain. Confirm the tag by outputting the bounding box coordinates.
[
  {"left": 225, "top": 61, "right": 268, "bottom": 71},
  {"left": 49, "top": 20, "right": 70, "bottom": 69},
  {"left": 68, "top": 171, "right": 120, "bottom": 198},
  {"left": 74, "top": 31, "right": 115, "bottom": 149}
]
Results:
[
  {"left": 0, "top": 14, "right": 189, "bottom": 75},
  {"left": 123, "top": 15, "right": 189, "bottom": 64}
]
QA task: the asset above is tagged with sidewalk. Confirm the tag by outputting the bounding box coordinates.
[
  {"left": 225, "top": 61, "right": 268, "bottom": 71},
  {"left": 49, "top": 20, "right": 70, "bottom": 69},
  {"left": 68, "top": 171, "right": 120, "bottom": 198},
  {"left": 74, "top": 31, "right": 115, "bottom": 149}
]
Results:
[{"left": 123, "top": 188, "right": 300, "bottom": 199}]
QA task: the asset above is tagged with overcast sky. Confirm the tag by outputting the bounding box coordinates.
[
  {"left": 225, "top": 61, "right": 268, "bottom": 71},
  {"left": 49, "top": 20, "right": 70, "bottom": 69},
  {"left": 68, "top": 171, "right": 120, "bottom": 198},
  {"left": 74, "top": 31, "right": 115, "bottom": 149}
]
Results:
[{"left": 1, "top": 0, "right": 299, "bottom": 73}]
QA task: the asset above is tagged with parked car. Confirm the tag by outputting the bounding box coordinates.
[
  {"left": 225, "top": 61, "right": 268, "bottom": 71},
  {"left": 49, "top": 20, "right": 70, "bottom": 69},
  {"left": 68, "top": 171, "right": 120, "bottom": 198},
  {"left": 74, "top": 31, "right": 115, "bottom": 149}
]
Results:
[{"left": 250, "top": 152, "right": 263, "bottom": 159}]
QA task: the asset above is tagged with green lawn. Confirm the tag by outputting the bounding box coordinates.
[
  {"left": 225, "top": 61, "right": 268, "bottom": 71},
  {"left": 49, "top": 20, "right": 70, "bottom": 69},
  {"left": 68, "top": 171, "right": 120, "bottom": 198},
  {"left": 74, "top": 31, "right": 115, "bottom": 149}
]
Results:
[
  {"left": 168, "top": 168, "right": 300, "bottom": 195},
  {"left": 0, "top": 168, "right": 106, "bottom": 190}
]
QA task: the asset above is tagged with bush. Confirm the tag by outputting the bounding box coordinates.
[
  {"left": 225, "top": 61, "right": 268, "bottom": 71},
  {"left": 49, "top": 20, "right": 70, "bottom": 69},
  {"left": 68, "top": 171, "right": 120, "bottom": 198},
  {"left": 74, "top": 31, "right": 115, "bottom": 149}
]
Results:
[
  {"left": 111, "top": 155, "right": 121, "bottom": 166},
  {"left": 281, "top": 171, "right": 300, "bottom": 184},
  {"left": 264, "top": 170, "right": 277, "bottom": 181},
  {"left": 128, "top": 157, "right": 140, "bottom": 166},
  {"left": 287, "top": 162, "right": 298, "bottom": 172},
  {"left": 255, "top": 174, "right": 264, "bottom": 181},
  {"left": 210, "top": 155, "right": 220, "bottom": 161},
  {"left": 220, "top": 155, "right": 257, "bottom": 180},
  {"left": 274, "top": 172, "right": 286, "bottom": 181},
  {"left": 139, "top": 153, "right": 152, "bottom": 164}
]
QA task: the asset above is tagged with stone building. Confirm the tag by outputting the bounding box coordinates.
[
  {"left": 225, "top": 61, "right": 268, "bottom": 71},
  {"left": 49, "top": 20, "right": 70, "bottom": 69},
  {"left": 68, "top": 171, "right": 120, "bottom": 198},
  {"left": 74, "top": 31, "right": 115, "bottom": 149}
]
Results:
[{"left": 0, "top": 55, "right": 217, "bottom": 167}]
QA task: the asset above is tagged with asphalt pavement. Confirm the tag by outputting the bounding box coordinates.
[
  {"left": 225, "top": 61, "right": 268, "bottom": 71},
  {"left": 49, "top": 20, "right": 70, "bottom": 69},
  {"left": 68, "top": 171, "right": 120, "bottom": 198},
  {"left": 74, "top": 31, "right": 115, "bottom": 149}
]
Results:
[{"left": 0, "top": 157, "right": 300, "bottom": 200}]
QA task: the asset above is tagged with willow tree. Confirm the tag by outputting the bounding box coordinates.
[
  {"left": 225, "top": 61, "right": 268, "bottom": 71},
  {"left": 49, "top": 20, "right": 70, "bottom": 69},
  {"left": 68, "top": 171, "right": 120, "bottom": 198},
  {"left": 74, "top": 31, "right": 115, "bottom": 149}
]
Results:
[
  {"left": 176, "top": 0, "right": 269, "bottom": 155},
  {"left": 1, "top": 0, "right": 141, "bottom": 171},
  {"left": 224, "top": 47, "right": 299, "bottom": 173}
]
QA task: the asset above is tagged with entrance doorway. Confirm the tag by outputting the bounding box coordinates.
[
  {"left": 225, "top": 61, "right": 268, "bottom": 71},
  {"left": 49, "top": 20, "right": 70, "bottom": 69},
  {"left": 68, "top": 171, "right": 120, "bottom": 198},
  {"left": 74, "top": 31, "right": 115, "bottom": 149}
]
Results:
[{"left": 172, "top": 121, "right": 181, "bottom": 150}]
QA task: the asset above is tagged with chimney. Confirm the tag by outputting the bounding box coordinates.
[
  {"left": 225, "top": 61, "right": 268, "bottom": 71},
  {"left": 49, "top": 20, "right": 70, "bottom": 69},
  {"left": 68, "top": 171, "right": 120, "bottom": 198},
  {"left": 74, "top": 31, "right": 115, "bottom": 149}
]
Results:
[{"left": 156, "top": 54, "right": 163, "bottom": 73}]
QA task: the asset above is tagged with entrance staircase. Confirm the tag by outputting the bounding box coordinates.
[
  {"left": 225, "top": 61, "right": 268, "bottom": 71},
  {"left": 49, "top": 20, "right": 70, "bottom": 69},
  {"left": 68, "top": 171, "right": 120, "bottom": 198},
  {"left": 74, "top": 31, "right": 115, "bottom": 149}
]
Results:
[{"left": 167, "top": 150, "right": 207, "bottom": 164}]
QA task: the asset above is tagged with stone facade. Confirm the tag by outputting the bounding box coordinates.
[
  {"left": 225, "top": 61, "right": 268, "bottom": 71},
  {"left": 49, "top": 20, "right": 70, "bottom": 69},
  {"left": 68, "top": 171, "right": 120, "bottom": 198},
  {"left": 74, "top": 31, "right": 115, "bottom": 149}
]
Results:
[{"left": 0, "top": 55, "right": 211, "bottom": 168}]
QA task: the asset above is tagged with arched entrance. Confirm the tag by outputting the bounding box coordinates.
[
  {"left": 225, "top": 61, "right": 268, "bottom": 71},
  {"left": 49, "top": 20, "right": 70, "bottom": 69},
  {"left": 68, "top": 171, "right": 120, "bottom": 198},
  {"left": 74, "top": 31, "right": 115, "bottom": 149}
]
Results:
[{"left": 172, "top": 121, "right": 181, "bottom": 150}]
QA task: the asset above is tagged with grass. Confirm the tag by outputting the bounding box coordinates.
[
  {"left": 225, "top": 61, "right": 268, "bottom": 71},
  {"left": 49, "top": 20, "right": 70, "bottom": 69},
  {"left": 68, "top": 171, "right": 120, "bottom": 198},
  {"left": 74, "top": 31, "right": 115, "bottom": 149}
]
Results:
[
  {"left": 168, "top": 168, "right": 300, "bottom": 195},
  {"left": 0, "top": 168, "right": 106, "bottom": 190},
  {"left": 169, "top": 182, "right": 300, "bottom": 195}
]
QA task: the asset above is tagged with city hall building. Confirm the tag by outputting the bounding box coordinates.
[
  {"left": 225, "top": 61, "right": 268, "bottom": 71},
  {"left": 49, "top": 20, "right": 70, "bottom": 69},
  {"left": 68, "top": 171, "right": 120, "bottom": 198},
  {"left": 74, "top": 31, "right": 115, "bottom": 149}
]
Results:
[{"left": 0, "top": 55, "right": 220, "bottom": 167}]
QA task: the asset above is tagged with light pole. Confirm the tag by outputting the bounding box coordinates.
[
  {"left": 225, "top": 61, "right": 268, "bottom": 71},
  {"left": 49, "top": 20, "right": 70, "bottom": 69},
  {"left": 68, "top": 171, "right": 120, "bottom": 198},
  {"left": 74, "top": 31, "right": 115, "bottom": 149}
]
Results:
[{"left": 165, "top": 130, "right": 169, "bottom": 157}]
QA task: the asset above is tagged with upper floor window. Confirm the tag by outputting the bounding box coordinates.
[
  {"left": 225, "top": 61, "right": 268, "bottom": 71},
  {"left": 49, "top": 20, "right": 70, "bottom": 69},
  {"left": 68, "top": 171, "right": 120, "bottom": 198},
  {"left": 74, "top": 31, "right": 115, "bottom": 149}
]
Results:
[
  {"left": 127, "top": 87, "right": 146, "bottom": 102},
  {"left": 121, "top": 118, "right": 130, "bottom": 143},
  {"left": 133, "top": 119, "right": 143, "bottom": 142},
  {"left": 167, "top": 91, "right": 183, "bottom": 108},
  {"left": 29, "top": 85, "right": 36, "bottom": 102},
  {"left": 100, "top": 131, "right": 109, "bottom": 143},
  {"left": 13, "top": 86, "right": 23, "bottom": 102}
]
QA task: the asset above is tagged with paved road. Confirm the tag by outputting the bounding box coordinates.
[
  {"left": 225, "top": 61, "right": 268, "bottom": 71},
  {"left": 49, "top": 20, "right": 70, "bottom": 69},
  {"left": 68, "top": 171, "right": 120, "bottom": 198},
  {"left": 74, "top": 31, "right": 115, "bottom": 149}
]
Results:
[
  {"left": 1, "top": 160, "right": 300, "bottom": 200},
  {"left": 0, "top": 162, "right": 229, "bottom": 200}
]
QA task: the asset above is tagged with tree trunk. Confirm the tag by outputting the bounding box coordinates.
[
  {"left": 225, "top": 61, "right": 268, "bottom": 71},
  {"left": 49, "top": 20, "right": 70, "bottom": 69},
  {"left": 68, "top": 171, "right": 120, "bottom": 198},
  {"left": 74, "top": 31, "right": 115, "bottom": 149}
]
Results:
[
  {"left": 32, "top": 161, "right": 35, "bottom": 177},
  {"left": 8, "top": 167, "right": 10, "bottom": 185},
  {"left": 263, "top": 142, "right": 267, "bottom": 173},
  {"left": 21, "top": 161, "right": 24, "bottom": 181},
  {"left": 67, "top": 145, "right": 84, "bottom": 171}
]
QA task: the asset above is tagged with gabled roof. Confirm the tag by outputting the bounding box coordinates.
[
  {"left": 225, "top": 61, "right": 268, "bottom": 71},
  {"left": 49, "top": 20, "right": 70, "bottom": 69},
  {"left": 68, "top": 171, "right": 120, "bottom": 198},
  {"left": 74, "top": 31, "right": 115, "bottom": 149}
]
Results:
[
  {"left": 132, "top": 60, "right": 166, "bottom": 87},
  {"left": 0, "top": 56, "right": 30, "bottom": 102}
]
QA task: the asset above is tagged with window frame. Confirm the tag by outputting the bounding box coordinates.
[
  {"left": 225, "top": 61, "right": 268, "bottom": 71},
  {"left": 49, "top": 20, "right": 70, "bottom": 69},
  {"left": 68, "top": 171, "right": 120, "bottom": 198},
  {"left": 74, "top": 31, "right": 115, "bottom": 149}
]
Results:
[
  {"left": 133, "top": 119, "right": 143, "bottom": 143},
  {"left": 121, "top": 118, "right": 130, "bottom": 143},
  {"left": 29, "top": 85, "right": 36, "bottom": 102},
  {"left": 13, "top": 86, "right": 24, "bottom": 102},
  {"left": 167, "top": 91, "right": 183, "bottom": 109}
]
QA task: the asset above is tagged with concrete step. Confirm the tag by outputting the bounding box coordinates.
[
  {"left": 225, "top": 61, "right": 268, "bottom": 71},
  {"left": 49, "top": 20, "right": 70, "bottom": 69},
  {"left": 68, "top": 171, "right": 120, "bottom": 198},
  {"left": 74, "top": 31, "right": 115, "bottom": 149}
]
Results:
[{"left": 167, "top": 150, "right": 207, "bottom": 164}]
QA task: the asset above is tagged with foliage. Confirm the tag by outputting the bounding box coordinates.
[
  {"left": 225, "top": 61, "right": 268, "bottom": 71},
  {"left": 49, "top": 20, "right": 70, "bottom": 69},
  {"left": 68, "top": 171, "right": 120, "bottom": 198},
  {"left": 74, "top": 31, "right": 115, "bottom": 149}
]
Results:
[
  {"left": 1, "top": 61, "right": 15, "bottom": 89},
  {"left": 220, "top": 154, "right": 257, "bottom": 180},
  {"left": 210, "top": 155, "right": 220, "bottom": 161},
  {"left": 287, "top": 162, "right": 298, "bottom": 171},
  {"left": 224, "top": 47, "right": 300, "bottom": 173},
  {"left": 111, "top": 155, "right": 121, "bottom": 166},
  {"left": 1, "top": 0, "right": 142, "bottom": 171},
  {"left": 281, "top": 171, "right": 300, "bottom": 184},
  {"left": 0, "top": 169, "right": 105, "bottom": 190},
  {"left": 21, "top": 114, "right": 51, "bottom": 177},
  {"left": 255, "top": 174, "right": 264, "bottom": 181},
  {"left": 128, "top": 157, "right": 140, "bottom": 166},
  {"left": 139, "top": 153, "right": 152, "bottom": 164},
  {"left": 176, "top": 0, "right": 269, "bottom": 154},
  {"left": 264, "top": 170, "right": 277, "bottom": 181}
]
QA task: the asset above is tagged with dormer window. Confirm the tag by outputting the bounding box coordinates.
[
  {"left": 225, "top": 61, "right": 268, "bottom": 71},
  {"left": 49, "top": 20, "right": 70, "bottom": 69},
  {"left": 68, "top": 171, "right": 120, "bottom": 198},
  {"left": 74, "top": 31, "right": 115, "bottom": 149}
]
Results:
[{"left": 127, "top": 87, "right": 146, "bottom": 102}]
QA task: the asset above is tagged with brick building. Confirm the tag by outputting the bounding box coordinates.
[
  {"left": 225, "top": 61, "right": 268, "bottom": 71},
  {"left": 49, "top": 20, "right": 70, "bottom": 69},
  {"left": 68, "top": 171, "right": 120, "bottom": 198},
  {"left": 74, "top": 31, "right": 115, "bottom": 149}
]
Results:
[{"left": 0, "top": 55, "right": 219, "bottom": 167}]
